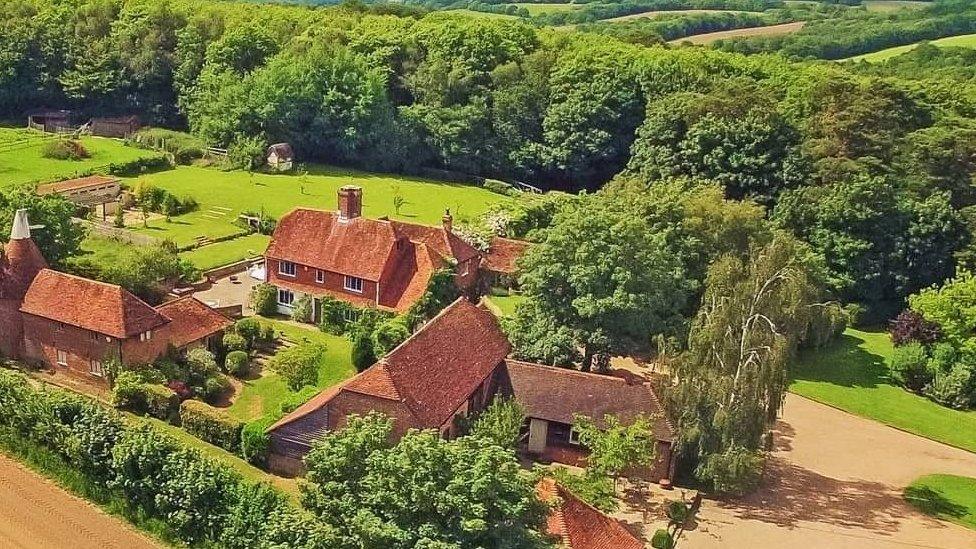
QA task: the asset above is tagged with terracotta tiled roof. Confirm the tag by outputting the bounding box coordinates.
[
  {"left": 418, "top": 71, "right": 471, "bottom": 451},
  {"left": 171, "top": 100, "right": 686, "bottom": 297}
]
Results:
[
  {"left": 269, "top": 298, "right": 509, "bottom": 433},
  {"left": 155, "top": 297, "right": 232, "bottom": 349},
  {"left": 36, "top": 175, "right": 119, "bottom": 195},
  {"left": 266, "top": 209, "right": 399, "bottom": 281},
  {"left": 0, "top": 237, "right": 48, "bottom": 300},
  {"left": 391, "top": 221, "right": 481, "bottom": 265},
  {"left": 21, "top": 269, "right": 169, "bottom": 338},
  {"left": 483, "top": 237, "right": 531, "bottom": 274},
  {"left": 345, "top": 363, "right": 402, "bottom": 400},
  {"left": 504, "top": 360, "right": 674, "bottom": 442},
  {"left": 378, "top": 243, "right": 444, "bottom": 312},
  {"left": 266, "top": 208, "right": 481, "bottom": 312},
  {"left": 536, "top": 478, "right": 645, "bottom": 549},
  {"left": 380, "top": 298, "right": 510, "bottom": 427}
]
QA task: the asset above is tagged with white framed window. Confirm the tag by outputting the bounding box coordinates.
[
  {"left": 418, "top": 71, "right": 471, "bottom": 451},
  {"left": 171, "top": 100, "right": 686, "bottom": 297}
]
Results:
[
  {"left": 343, "top": 276, "right": 364, "bottom": 293},
  {"left": 569, "top": 428, "right": 581, "bottom": 446},
  {"left": 278, "top": 260, "right": 297, "bottom": 277},
  {"left": 56, "top": 350, "right": 68, "bottom": 366},
  {"left": 139, "top": 330, "right": 152, "bottom": 342},
  {"left": 278, "top": 289, "right": 295, "bottom": 306},
  {"left": 342, "top": 308, "right": 360, "bottom": 323},
  {"left": 90, "top": 359, "right": 103, "bottom": 377},
  {"left": 315, "top": 269, "right": 325, "bottom": 284}
]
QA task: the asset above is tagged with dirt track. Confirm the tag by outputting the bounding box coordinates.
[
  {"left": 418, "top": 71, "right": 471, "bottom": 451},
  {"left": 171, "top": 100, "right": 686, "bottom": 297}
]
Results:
[
  {"left": 0, "top": 454, "right": 160, "bottom": 549},
  {"left": 684, "top": 394, "right": 976, "bottom": 548}
]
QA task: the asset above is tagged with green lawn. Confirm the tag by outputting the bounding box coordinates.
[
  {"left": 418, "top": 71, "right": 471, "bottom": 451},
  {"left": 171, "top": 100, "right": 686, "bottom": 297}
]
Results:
[
  {"left": 904, "top": 474, "right": 976, "bottom": 530},
  {"left": 791, "top": 328, "right": 976, "bottom": 453},
  {"left": 846, "top": 33, "right": 976, "bottom": 62},
  {"left": 126, "top": 165, "right": 511, "bottom": 248},
  {"left": 226, "top": 318, "right": 355, "bottom": 423},
  {"left": 182, "top": 234, "right": 271, "bottom": 271},
  {"left": 0, "top": 128, "right": 162, "bottom": 187},
  {"left": 486, "top": 293, "right": 526, "bottom": 318}
]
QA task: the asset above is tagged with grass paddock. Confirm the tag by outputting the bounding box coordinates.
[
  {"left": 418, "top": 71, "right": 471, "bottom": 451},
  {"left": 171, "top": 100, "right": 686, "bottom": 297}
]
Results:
[
  {"left": 904, "top": 474, "right": 976, "bottom": 530},
  {"left": 791, "top": 328, "right": 976, "bottom": 453}
]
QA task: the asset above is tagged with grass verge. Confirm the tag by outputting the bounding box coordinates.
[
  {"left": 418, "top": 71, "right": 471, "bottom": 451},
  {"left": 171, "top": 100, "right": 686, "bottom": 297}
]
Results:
[
  {"left": 790, "top": 328, "right": 976, "bottom": 453},
  {"left": 904, "top": 474, "right": 976, "bottom": 530}
]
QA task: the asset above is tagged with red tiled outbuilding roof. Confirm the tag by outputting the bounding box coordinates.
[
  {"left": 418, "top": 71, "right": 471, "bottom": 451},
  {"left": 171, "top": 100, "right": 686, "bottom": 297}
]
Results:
[
  {"left": 155, "top": 297, "right": 232, "bottom": 349},
  {"left": 21, "top": 270, "right": 169, "bottom": 338},
  {"left": 380, "top": 298, "right": 510, "bottom": 427},
  {"left": 536, "top": 478, "right": 645, "bottom": 549},
  {"left": 36, "top": 175, "right": 119, "bottom": 195},
  {"left": 504, "top": 360, "right": 674, "bottom": 442},
  {"left": 269, "top": 298, "right": 509, "bottom": 432},
  {"left": 483, "top": 236, "right": 531, "bottom": 275}
]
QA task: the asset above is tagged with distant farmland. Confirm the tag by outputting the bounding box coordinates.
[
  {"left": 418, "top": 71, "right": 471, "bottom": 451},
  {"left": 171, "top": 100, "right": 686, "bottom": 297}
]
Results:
[
  {"left": 603, "top": 9, "right": 757, "bottom": 23},
  {"left": 846, "top": 33, "right": 976, "bottom": 62},
  {"left": 670, "top": 21, "right": 805, "bottom": 45}
]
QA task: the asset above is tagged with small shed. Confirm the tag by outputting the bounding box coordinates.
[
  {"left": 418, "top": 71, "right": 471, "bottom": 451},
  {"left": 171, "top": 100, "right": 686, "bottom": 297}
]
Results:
[
  {"left": 36, "top": 175, "right": 122, "bottom": 220},
  {"left": 266, "top": 143, "right": 294, "bottom": 172},
  {"left": 27, "top": 109, "right": 73, "bottom": 133},
  {"left": 91, "top": 115, "right": 141, "bottom": 138}
]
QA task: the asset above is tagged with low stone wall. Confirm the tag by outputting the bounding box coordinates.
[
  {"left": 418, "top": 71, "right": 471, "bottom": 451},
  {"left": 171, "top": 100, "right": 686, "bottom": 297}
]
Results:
[{"left": 204, "top": 258, "right": 260, "bottom": 281}]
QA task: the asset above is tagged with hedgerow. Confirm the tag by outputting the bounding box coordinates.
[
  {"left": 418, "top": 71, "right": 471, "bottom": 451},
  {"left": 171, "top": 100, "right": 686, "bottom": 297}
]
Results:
[
  {"left": 0, "top": 369, "right": 324, "bottom": 547},
  {"left": 180, "top": 399, "right": 243, "bottom": 453}
]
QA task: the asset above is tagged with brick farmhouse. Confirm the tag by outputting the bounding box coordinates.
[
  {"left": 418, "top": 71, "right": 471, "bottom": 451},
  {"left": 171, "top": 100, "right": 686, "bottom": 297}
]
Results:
[
  {"left": 264, "top": 186, "right": 526, "bottom": 318},
  {"left": 0, "top": 210, "right": 230, "bottom": 382},
  {"left": 267, "top": 298, "right": 675, "bottom": 482}
]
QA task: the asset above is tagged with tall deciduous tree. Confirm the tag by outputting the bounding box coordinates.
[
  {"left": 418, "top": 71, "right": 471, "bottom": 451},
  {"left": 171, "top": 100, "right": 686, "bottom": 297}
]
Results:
[
  {"left": 508, "top": 195, "right": 692, "bottom": 370},
  {"left": 667, "top": 233, "right": 826, "bottom": 494},
  {"left": 0, "top": 189, "right": 86, "bottom": 267}
]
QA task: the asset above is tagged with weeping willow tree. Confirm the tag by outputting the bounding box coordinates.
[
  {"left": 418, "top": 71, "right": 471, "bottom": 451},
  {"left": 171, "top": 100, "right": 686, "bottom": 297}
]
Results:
[{"left": 667, "top": 233, "right": 841, "bottom": 494}]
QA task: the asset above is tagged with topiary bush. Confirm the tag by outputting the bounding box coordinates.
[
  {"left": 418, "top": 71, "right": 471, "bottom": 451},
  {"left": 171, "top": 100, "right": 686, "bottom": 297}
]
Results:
[
  {"left": 225, "top": 351, "right": 250, "bottom": 378},
  {"left": 179, "top": 399, "right": 243, "bottom": 453},
  {"left": 351, "top": 329, "right": 377, "bottom": 372},
  {"left": 372, "top": 317, "right": 411, "bottom": 357},
  {"left": 223, "top": 332, "right": 248, "bottom": 353},
  {"left": 269, "top": 343, "right": 325, "bottom": 391}
]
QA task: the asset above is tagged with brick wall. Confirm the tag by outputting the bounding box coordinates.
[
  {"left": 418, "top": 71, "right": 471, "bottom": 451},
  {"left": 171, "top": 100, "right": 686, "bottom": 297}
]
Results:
[
  {"left": 267, "top": 257, "right": 379, "bottom": 306},
  {"left": 0, "top": 300, "right": 24, "bottom": 359},
  {"left": 21, "top": 313, "right": 170, "bottom": 383}
]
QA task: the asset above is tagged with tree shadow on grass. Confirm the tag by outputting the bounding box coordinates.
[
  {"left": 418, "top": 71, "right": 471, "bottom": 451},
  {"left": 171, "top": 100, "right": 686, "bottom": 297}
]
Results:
[
  {"left": 904, "top": 485, "right": 968, "bottom": 522},
  {"left": 707, "top": 456, "right": 942, "bottom": 535},
  {"left": 792, "top": 333, "right": 890, "bottom": 389}
]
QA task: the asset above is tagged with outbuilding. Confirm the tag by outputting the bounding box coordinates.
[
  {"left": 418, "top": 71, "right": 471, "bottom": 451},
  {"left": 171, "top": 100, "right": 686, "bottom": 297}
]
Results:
[{"left": 266, "top": 143, "right": 294, "bottom": 171}]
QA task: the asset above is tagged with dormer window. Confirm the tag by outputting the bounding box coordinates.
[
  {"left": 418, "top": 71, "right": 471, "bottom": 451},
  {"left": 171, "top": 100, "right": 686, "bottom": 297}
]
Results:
[
  {"left": 278, "top": 261, "right": 297, "bottom": 277},
  {"left": 343, "top": 276, "right": 364, "bottom": 293}
]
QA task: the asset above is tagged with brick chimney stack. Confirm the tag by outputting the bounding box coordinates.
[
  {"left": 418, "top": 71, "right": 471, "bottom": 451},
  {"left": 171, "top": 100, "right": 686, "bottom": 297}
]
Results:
[
  {"left": 442, "top": 208, "right": 453, "bottom": 233},
  {"left": 338, "top": 185, "right": 362, "bottom": 221}
]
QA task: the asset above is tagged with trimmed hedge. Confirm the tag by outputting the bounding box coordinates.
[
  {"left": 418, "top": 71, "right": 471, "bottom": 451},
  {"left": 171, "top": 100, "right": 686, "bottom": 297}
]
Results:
[
  {"left": 180, "top": 399, "right": 243, "bottom": 453},
  {"left": 0, "top": 369, "right": 334, "bottom": 547},
  {"left": 144, "top": 383, "right": 178, "bottom": 421},
  {"left": 241, "top": 415, "right": 276, "bottom": 466},
  {"left": 107, "top": 155, "right": 171, "bottom": 177}
]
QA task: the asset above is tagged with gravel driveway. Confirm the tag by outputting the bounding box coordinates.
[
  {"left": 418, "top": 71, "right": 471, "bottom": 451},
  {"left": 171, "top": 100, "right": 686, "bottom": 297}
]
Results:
[{"left": 683, "top": 393, "right": 976, "bottom": 548}]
